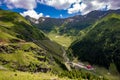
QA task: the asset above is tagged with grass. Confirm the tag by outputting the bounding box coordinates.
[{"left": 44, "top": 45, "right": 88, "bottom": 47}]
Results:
[
  {"left": 0, "top": 41, "right": 66, "bottom": 73},
  {"left": 72, "top": 60, "right": 120, "bottom": 80},
  {"left": 94, "top": 65, "right": 120, "bottom": 80},
  {"left": 0, "top": 50, "right": 40, "bottom": 67},
  {"left": 0, "top": 70, "right": 69, "bottom": 80},
  {"left": 0, "top": 42, "right": 48, "bottom": 70},
  {"left": 0, "top": 10, "right": 30, "bottom": 25},
  {"left": 0, "top": 31, "right": 16, "bottom": 40},
  {"left": 48, "top": 33, "right": 73, "bottom": 48},
  {"left": 0, "top": 21, "right": 14, "bottom": 28},
  {"left": 0, "top": 10, "right": 70, "bottom": 79}
]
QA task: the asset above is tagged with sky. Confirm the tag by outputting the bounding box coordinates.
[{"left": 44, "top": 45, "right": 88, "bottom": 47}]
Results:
[{"left": 0, "top": 0, "right": 120, "bottom": 19}]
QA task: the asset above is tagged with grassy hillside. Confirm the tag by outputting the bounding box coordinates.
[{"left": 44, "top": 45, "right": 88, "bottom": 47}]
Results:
[{"left": 0, "top": 9, "right": 68, "bottom": 78}]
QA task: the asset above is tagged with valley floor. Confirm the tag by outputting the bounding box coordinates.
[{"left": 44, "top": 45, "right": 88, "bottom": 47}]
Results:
[{"left": 47, "top": 33, "right": 73, "bottom": 48}]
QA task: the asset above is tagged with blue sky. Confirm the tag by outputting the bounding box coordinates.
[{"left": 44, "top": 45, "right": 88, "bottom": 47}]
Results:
[
  {"left": 34, "top": 3, "right": 75, "bottom": 18},
  {"left": 0, "top": 3, "right": 74, "bottom": 18},
  {"left": 0, "top": 0, "right": 120, "bottom": 19}
]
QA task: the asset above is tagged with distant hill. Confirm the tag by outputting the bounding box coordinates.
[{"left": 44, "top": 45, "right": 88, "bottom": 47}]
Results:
[
  {"left": 27, "top": 9, "right": 120, "bottom": 36},
  {"left": 68, "top": 13, "right": 120, "bottom": 73}
]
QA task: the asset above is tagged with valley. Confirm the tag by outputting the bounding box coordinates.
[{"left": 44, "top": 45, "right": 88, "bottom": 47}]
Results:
[{"left": 0, "top": 8, "right": 120, "bottom": 80}]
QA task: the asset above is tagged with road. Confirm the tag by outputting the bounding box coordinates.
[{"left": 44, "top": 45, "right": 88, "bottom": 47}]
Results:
[
  {"left": 61, "top": 47, "right": 94, "bottom": 71},
  {"left": 62, "top": 47, "right": 69, "bottom": 62},
  {"left": 61, "top": 47, "right": 71, "bottom": 71}
]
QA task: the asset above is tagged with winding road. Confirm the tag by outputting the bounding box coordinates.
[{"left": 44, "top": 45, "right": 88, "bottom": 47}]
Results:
[{"left": 61, "top": 47, "right": 94, "bottom": 71}]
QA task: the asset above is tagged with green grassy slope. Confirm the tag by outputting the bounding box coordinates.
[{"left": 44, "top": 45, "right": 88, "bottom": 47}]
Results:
[
  {"left": 0, "top": 11, "right": 47, "bottom": 41},
  {"left": 0, "top": 10, "right": 67, "bottom": 75}
]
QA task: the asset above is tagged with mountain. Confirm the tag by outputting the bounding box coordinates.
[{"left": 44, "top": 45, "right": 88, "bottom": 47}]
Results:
[
  {"left": 27, "top": 9, "right": 120, "bottom": 36},
  {"left": 68, "top": 13, "right": 120, "bottom": 73},
  {"left": 0, "top": 9, "right": 108, "bottom": 80},
  {"left": 26, "top": 16, "right": 65, "bottom": 33},
  {"left": 0, "top": 9, "right": 67, "bottom": 74}
]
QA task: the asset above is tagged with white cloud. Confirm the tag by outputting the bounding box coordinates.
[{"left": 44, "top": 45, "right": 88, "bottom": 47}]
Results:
[
  {"left": 20, "top": 10, "right": 43, "bottom": 19},
  {"left": 3, "top": 0, "right": 36, "bottom": 10},
  {"left": 68, "top": 0, "right": 108, "bottom": 15},
  {"left": 37, "top": 0, "right": 120, "bottom": 15},
  {"left": 80, "top": 0, "right": 120, "bottom": 15},
  {"left": 37, "top": 0, "right": 82, "bottom": 10},
  {"left": 60, "top": 14, "right": 63, "bottom": 18},
  {"left": 45, "top": 15, "right": 50, "bottom": 17},
  {"left": 0, "top": 0, "right": 120, "bottom": 15},
  {"left": 91, "top": 1, "right": 106, "bottom": 9},
  {"left": 68, "top": 3, "right": 87, "bottom": 14}
]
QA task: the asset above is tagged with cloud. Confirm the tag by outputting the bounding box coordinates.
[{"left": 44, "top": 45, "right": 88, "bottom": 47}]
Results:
[
  {"left": 1, "top": 0, "right": 120, "bottom": 15},
  {"left": 45, "top": 15, "right": 50, "bottom": 17},
  {"left": 60, "top": 14, "right": 63, "bottom": 18},
  {"left": 78, "top": 0, "right": 120, "bottom": 15},
  {"left": 37, "top": 0, "right": 82, "bottom": 10},
  {"left": 109, "top": 0, "right": 120, "bottom": 9},
  {"left": 3, "top": 0, "right": 36, "bottom": 10},
  {"left": 37, "top": 0, "right": 120, "bottom": 15},
  {"left": 20, "top": 10, "right": 43, "bottom": 19},
  {"left": 68, "top": 2, "right": 87, "bottom": 14}
]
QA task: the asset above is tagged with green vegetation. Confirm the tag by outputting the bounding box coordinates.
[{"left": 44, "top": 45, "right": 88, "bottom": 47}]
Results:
[
  {"left": 0, "top": 9, "right": 68, "bottom": 79},
  {"left": 48, "top": 33, "right": 73, "bottom": 48},
  {"left": 94, "top": 65, "right": 120, "bottom": 80},
  {"left": 28, "top": 9, "right": 120, "bottom": 36},
  {"left": 59, "top": 69, "right": 107, "bottom": 80},
  {"left": 0, "top": 70, "right": 69, "bottom": 80},
  {"left": 68, "top": 14, "right": 120, "bottom": 78},
  {"left": 1, "top": 9, "right": 120, "bottom": 80},
  {"left": 0, "top": 43, "right": 50, "bottom": 72},
  {"left": 0, "top": 10, "right": 47, "bottom": 42}
]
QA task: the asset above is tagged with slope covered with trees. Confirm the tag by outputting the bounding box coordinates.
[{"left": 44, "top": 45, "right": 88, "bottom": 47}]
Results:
[{"left": 69, "top": 13, "right": 120, "bottom": 73}]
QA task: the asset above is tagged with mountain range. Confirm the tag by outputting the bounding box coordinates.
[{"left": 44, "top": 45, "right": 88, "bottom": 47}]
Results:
[
  {"left": 0, "top": 8, "right": 120, "bottom": 80},
  {"left": 27, "top": 9, "right": 120, "bottom": 36}
]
